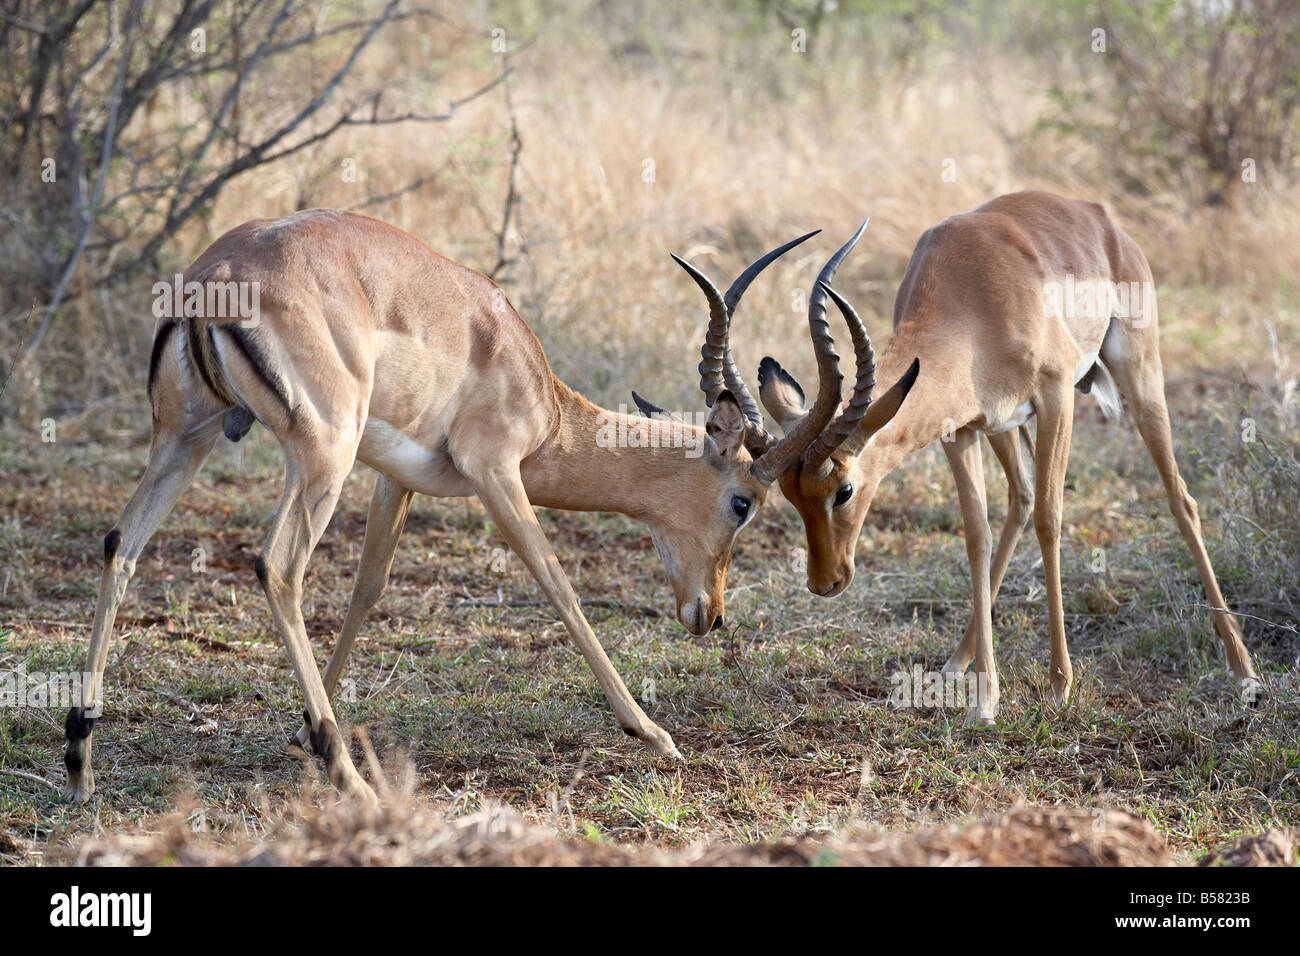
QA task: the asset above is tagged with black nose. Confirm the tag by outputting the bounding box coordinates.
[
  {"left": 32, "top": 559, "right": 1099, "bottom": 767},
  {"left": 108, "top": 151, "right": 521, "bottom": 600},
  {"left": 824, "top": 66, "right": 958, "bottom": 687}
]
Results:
[{"left": 710, "top": 615, "right": 724, "bottom": 632}]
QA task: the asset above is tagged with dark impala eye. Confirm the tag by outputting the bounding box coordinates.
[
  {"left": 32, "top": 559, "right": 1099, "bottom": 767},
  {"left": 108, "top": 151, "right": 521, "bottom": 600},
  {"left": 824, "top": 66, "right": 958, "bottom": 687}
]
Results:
[
  {"left": 833, "top": 484, "right": 854, "bottom": 508},
  {"left": 731, "top": 495, "right": 751, "bottom": 521}
]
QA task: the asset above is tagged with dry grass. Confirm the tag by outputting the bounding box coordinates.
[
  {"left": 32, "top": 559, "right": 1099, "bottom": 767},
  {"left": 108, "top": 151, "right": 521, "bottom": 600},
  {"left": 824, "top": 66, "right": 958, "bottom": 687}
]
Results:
[
  {"left": 61, "top": 773, "right": 1192, "bottom": 867},
  {"left": 1, "top": 2, "right": 1298, "bottom": 867},
  {"left": 11, "top": 3, "right": 1299, "bottom": 422},
  {"left": 1, "top": 390, "right": 1296, "bottom": 865}
]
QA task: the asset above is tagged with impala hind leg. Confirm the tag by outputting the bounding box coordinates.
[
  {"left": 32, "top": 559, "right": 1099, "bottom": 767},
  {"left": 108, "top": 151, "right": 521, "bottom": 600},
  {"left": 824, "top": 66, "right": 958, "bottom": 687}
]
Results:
[
  {"left": 472, "top": 468, "right": 679, "bottom": 757},
  {"left": 989, "top": 425, "right": 1036, "bottom": 601},
  {"left": 1033, "top": 384, "right": 1075, "bottom": 706},
  {"left": 943, "top": 425, "right": 1035, "bottom": 677},
  {"left": 259, "top": 441, "right": 375, "bottom": 803},
  {"left": 1102, "top": 348, "right": 1259, "bottom": 700},
  {"left": 64, "top": 420, "right": 221, "bottom": 803},
  {"left": 294, "top": 475, "right": 414, "bottom": 749},
  {"left": 941, "top": 428, "right": 999, "bottom": 724}
]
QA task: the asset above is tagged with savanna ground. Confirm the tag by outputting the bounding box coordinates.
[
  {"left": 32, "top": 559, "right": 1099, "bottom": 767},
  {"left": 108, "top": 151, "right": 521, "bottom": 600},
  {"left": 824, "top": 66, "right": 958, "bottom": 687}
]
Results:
[{"left": 1, "top": 1, "right": 1298, "bottom": 865}]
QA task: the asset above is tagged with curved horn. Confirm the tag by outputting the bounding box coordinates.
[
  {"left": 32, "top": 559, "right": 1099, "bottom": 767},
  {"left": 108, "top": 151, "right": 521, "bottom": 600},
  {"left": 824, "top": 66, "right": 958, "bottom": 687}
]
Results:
[
  {"left": 673, "top": 254, "right": 730, "bottom": 403},
  {"left": 677, "top": 229, "right": 819, "bottom": 440},
  {"left": 803, "top": 280, "right": 876, "bottom": 465},
  {"left": 750, "top": 219, "right": 869, "bottom": 485},
  {"left": 722, "top": 230, "right": 822, "bottom": 315}
]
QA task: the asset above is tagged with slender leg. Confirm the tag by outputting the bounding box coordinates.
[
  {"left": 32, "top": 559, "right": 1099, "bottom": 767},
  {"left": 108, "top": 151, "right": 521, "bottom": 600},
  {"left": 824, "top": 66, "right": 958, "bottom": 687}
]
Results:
[
  {"left": 988, "top": 424, "right": 1036, "bottom": 600},
  {"left": 257, "top": 440, "right": 375, "bottom": 803},
  {"left": 943, "top": 424, "right": 1035, "bottom": 675},
  {"left": 64, "top": 421, "right": 221, "bottom": 803},
  {"left": 472, "top": 467, "right": 679, "bottom": 757},
  {"left": 294, "top": 475, "right": 413, "bottom": 748},
  {"left": 941, "top": 427, "right": 999, "bottom": 724},
  {"left": 1033, "top": 383, "right": 1075, "bottom": 705},
  {"left": 1104, "top": 353, "right": 1259, "bottom": 699}
]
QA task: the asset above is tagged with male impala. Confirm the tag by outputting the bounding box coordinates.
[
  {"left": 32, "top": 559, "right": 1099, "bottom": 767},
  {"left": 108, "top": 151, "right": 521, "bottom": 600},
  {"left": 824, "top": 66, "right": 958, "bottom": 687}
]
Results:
[
  {"left": 753, "top": 192, "right": 1259, "bottom": 722},
  {"left": 62, "top": 210, "right": 844, "bottom": 804}
]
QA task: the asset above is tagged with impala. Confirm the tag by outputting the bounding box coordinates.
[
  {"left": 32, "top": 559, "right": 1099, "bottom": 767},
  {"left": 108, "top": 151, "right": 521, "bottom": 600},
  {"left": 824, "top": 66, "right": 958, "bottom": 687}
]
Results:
[
  {"left": 62, "top": 210, "right": 848, "bottom": 804},
  {"left": 752, "top": 192, "right": 1259, "bottom": 722}
]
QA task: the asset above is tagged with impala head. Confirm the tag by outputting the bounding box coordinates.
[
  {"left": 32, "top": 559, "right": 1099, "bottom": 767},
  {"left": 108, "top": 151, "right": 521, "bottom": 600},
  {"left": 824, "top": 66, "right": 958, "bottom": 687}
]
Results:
[
  {"left": 634, "top": 228, "right": 861, "bottom": 634},
  {"left": 633, "top": 388, "right": 767, "bottom": 635},
  {"left": 755, "top": 222, "right": 921, "bottom": 598}
]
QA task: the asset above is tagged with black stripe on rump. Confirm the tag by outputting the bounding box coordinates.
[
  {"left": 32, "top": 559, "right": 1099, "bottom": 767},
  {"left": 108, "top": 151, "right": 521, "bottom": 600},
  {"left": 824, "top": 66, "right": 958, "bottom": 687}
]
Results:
[
  {"left": 185, "top": 315, "right": 225, "bottom": 399},
  {"left": 217, "top": 323, "right": 293, "bottom": 417},
  {"left": 148, "top": 320, "right": 177, "bottom": 398}
]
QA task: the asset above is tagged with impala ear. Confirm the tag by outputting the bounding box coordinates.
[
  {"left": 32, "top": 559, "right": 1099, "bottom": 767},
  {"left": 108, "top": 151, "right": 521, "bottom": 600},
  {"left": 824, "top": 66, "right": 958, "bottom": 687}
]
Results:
[
  {"left": 849, "top": 358, "right": 920, "bottom": 451},
  {"left": 757, "top": 357, "right": 806, "bottom": 435},
  {"left": 705, "top": 390, "right": 746, "bottom": 458},
  {"left": 632, "top": 390, "right": 688, "bottom": 425},
  {"left": 631, "top": 390, "right": 667, "bottom": 418}
]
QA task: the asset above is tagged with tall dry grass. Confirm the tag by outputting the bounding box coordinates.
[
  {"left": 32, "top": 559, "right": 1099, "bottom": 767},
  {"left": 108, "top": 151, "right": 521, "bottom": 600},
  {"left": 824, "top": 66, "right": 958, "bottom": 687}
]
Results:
[
  {"left": 11, "top": 1, "right": 1298, "bottom": 431},
  {"left": 222, "top": 5, "right": 1300, "bottom": 410}
]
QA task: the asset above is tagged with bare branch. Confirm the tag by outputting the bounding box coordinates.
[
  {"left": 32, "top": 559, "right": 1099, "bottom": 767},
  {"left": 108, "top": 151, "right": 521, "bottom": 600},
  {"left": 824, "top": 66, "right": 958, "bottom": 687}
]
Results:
[
  {"left": 0, "top": 8, "right": 48, "bottom": 33},
  {"left": 488, "top": 77, "right": 524, "bottom": 281},
  {"left": 110, "top": 60, "right": 512, "bottom": 284},
  {"left": 21, "top": 0, "right": 143, "bottom": 364}
]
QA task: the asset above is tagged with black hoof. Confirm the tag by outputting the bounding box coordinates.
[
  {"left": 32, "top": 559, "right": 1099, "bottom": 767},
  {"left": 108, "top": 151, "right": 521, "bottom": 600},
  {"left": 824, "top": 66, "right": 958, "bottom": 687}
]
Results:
[{"left": 303, "top": 710, "right": 344, "bottom": 762}]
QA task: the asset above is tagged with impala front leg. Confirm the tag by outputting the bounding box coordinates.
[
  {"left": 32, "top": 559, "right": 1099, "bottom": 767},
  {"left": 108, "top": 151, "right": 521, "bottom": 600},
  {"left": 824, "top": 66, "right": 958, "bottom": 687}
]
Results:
[
  {"left": 943, "top": 425, "right": 1035, "bottom": 677},
  {"left": 473, "top": 469, "right": 680, "bottom": 758},
  {"left": 942, "top": 427, "right": 999, "bottom": 724}
]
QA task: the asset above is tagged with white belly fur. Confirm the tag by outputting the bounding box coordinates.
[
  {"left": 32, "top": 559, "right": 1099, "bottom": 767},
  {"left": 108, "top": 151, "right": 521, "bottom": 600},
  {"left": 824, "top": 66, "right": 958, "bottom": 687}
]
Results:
[
  {"left": 357, "top": 419, "right": 476, "bottom": 497},
  {"left": 985, "top": 400, "right": 1034, "bottom": 435}
]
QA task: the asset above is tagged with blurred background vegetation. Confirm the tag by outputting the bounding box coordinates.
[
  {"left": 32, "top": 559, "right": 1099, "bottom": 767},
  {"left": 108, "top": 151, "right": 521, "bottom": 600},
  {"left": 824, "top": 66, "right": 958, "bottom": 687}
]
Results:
[{"left": 1, "top": 0, "right": 1297, "bottom": 427}]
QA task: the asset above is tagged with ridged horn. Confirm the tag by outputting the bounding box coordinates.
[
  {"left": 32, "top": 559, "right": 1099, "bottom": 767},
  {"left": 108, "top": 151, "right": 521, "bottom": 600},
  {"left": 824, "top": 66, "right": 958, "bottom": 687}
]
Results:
[
  {"left": 676, "top": 229, "right": 820, "bottom": 442},
  {"left": 750, "top": 219, "right": 869, "bottom": 485},
  {"left": 803, "top": 279, "right": 877, "bottom": 465}
]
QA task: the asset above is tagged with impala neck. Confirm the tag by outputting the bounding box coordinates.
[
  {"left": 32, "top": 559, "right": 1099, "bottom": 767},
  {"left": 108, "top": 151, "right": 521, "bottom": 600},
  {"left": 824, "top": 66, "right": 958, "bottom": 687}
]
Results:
[{"left": 520, "top": 380, "right": 707, "bottom": 521}]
